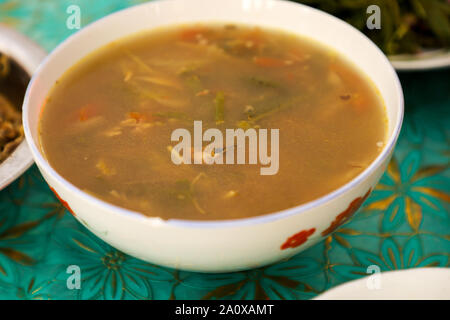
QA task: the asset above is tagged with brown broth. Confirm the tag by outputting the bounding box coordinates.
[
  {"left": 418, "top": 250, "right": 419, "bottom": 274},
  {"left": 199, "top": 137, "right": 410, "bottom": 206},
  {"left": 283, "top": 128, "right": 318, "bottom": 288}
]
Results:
[{"left": 39, "top": 24, "right": 387, "bottom": 220}]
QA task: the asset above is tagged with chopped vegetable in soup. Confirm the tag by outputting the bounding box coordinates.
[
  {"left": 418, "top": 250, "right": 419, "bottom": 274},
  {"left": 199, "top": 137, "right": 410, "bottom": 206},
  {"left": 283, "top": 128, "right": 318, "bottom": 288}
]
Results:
[{"left": 39, "top": 24, "right": 387, "bottom": 220}]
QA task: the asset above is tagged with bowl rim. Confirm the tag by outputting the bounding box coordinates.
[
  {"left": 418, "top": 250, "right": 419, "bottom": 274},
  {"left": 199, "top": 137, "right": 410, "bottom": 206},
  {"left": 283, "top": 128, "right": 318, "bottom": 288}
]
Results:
[
  {"left": 23, "top": 0, "right": 404, "bottom": 228},
  {"left": 0, "top": 24, "right": 46, "bottom": 190},
  {"left": 390, "top": 49, "right": 450, "bottom": 71}
]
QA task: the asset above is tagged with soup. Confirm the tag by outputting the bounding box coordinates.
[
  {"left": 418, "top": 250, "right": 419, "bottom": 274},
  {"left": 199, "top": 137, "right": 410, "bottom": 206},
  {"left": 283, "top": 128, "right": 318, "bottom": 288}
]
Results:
[{"left": 39, "top": 24, "right": 386, "bottom": 220}]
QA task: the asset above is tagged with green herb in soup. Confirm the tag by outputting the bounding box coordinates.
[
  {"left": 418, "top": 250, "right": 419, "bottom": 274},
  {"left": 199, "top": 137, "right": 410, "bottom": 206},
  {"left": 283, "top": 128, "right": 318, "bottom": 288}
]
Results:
[{"left": 39, "top": 24, "right": 387, "bottom": 220}]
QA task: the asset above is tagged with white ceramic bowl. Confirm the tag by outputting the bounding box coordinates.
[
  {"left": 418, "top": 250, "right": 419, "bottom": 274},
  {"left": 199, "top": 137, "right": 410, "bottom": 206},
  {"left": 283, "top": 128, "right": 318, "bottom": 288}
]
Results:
[
  {"left": 0, "top": 25, "right": 46, "bottom": 190},
  {"left": 23, "top": 0, "right": 403, "bottom": 272},
  {"left": 314, "top": 268, "right": 450, "bottom": 300},
  {"left": 390, "top": 49, "right": 450, "bottom": 71}
]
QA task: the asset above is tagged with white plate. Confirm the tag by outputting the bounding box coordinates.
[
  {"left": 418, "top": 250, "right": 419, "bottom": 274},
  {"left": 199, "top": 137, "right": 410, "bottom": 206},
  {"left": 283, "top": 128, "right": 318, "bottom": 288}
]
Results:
[
  {"left": 315, "top": 268, "right": 450, "bottom": 300},
  {"left": 389, "top": 49, "right": 450, "bottom": 71},
  {"left": 0, "top": 24, "right": 46, "bottom": 190}
]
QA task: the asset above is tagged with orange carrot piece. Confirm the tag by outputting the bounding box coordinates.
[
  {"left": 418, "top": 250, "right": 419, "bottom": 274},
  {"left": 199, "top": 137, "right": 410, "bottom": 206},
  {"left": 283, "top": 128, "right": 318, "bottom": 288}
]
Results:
[
  {"left": 179, "top": 27, "right": 206, "bottom": 41},
  {"left": 79, "top": 106, "right": 92, "bottom": 121},
  {"left": 78, "top": 103, "right": 102, "bottom": 121},
  {"left": 253, "top": 56, "right": 285, "bottom": 67},
  {"left": 128, "top": 112, "right": 145, "bottom": 122},
  {"left": 128, "top": 112, "right": 161, "bottom": 123},
  {"left": 352, "top": 96, "right": 366, "bottom": 113},
  {"left": 242, "top": 28, "right": 264, "bottom": 46}
]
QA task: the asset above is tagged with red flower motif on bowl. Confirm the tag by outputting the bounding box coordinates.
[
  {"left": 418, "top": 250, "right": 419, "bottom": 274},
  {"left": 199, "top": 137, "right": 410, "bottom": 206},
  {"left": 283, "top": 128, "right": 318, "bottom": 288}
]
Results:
[
  {"left": 321, "top": 188, "right": 372, "bottom": 236},
  {"left": 49, "top": 186, "right": 76, "bottom": 217},
  {"left": 280, "top": 228, "right": 316, "bottom": 250}
]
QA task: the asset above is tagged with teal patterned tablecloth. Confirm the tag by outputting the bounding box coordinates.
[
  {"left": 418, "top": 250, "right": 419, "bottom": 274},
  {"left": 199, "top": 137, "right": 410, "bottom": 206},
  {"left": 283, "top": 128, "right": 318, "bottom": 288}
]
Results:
[{"left": 0, "top": 0, "right": 449, "bottom": 300}]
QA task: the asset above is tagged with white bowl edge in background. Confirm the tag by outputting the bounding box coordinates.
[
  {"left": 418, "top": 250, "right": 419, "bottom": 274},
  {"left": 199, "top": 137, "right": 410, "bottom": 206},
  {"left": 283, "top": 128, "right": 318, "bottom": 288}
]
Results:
[
  {"left": 314, "top": 268, "right": 450, "bottom": 300},
  {"left": 390, "top": 49, "right": 450, "bottom": 71}
]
